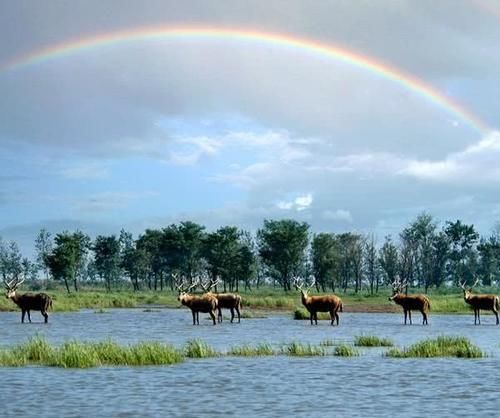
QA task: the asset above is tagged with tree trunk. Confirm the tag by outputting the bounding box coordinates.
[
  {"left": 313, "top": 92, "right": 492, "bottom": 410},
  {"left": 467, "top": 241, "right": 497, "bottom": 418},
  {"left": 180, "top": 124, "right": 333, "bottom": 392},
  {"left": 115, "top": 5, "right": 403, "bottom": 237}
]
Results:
[{"left": 64, "top": 277, "right": 71, "bottom": 294}]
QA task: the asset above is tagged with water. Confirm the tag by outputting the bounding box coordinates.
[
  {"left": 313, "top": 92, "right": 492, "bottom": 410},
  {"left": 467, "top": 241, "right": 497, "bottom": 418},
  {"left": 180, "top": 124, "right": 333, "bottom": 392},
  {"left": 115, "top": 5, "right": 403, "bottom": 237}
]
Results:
[{"left": 0, "top": 309, "right": 499, "bottom": 417}]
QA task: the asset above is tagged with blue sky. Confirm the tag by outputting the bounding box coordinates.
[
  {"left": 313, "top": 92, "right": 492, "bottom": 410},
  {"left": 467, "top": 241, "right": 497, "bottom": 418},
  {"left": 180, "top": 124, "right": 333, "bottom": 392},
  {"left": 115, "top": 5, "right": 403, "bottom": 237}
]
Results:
[{"left": 1, "top": 0, "right": 500, "bottom": 255}]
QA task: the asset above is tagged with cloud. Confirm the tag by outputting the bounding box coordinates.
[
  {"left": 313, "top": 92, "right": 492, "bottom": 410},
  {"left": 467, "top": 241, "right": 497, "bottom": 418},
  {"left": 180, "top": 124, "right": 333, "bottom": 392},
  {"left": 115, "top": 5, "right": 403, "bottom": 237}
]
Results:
[
  {"left": 167, "top": 136, "right": 224, "bottom": 165},
  {"left": 276, "top": 193, "right": 313, "bottom": 212},
  {"left": 322, "top": 209, "right": 353, "bottom": 222}
]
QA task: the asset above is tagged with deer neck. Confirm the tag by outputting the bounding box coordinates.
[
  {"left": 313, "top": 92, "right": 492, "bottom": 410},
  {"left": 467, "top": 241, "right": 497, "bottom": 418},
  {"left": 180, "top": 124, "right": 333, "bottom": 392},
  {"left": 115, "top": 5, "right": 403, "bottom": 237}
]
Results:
[
  {"left": 301, "top": 291, "right": 310, "bottom": 305},
  {"left": 8, "top": 291, "right": 22, "bottom": 305}
]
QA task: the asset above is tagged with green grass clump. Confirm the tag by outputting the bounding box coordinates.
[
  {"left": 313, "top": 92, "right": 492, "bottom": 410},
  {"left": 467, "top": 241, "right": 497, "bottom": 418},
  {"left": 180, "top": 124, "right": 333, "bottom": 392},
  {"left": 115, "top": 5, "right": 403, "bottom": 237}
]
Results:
[
  {"left": 334, "top": 344, "right": 359, "bottom": 357},
  {"left": 0, "top": 336, "right": 183, "bottom": 368},
  {"left": 293, "top": 308, "right": 331, "bottom": 321},
  {"left": 319, "top": 338, "right": 337, "bottom": 347},
  {"left": 184, "top": 339, "right": 218, "bottom": 358},
  {"left": 228, "top": 343, "right": 275, "bottom": 356},
  {"left": 354, "top": 335, "right": 394, "bottom": 347},
  {"left": 386, "top": 336, "right": 484, "bottom": 358},
  {"left": 282, "top": 342, "right": 325, "bottom": 356}
]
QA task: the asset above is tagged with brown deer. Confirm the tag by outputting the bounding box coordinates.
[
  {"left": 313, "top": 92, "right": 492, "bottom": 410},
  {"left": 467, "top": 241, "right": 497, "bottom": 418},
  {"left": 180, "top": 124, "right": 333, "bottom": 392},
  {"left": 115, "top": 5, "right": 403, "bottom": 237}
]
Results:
[
  {"left": 200, "top": 278, "right": 242, "bottom": 323},
  {"left": 389, "top": 280, "right": 430, "bottom": 325},
  {"left": 459, "top": 279, "right": 499, "bottom": 325},
  {"left": 175, "top": 276, "right": 218, "bottom": 325},
  {"left": 4, "top": 278, "right": 53, "bottom": 323},
  {"left": 294, "top": 277, "right": 343, "bottom": 326}
]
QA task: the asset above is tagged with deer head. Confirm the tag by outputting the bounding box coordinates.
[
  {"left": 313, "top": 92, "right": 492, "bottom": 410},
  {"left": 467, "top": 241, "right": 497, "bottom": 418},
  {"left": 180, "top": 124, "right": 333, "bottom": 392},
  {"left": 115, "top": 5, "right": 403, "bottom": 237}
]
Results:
[
  {"left": 293, "top": 276, "right": 316, "bottom": 297},
  {"left": 389, "top": 278, "right": 407, "bottom": 301},
  {"left": 4, "top": 277, "right": 24, "bottom": 299},
  {"left": 174, "top": 274, "right": 199, "bottom": 302},
  {"left": 459, "top": 279, "right": 479, "bottom": 300}
]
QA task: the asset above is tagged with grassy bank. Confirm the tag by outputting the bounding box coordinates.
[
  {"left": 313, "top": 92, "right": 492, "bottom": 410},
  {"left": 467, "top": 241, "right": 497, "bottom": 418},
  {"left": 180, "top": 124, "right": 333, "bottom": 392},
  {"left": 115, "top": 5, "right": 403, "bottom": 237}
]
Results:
[{"left": 0, "top": 286, "right": 493, "bottom": 314}]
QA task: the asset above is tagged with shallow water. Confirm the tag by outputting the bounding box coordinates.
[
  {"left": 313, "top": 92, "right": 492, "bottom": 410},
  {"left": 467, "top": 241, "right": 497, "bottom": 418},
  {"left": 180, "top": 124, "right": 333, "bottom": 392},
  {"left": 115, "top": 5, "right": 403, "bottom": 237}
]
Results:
[{"left": 0, "top": 309, "right": 499, "bottom": 417}]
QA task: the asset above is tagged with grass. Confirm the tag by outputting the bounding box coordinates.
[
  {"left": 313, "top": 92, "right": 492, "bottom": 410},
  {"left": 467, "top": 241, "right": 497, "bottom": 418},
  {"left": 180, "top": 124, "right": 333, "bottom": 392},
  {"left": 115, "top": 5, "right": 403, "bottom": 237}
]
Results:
[
  {"left": 0, "top": 336, "right": 183, "bottom": 368},
  {"left": 319, "top": 338, "right": 337, "bottom": 347},
  {"left": 228, "top": 343, "right": 275, "bottom": 356},
  {"left": 293, "top": 308, "right": 331, "bottom": 321},
  {"left": 386, "top": 336, "right": 484, "bottom": 358},
  {"left": 334, "top": 344, "right": 359, "bottom": 357},
  {"left": 184, "top": 339, "right": 218, "bottom": 358},
  {"left": 282, "top": 342, "right": 326, "bottom": 356},
  {"left": 354, "top": 335, "right": 394, "bottom": 347}
]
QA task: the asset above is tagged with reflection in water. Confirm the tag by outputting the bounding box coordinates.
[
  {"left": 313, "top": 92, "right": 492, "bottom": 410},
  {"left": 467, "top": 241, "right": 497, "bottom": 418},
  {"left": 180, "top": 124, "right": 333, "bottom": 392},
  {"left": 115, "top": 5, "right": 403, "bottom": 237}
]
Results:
[{"left": 0, "top": 310, "right": 498, "bottom": 417}]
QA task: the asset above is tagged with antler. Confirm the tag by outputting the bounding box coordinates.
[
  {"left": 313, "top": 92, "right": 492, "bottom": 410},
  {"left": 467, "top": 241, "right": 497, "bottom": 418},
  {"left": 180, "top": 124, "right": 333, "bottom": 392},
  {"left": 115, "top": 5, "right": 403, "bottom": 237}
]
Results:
[
  {"left": 3, "top": 277, "right": 24, "bottom": 290},
  {"left": 459, "top": 278, "right": 479, "bottom": 290},
  {"left": 293, "top": 276, "right": 315, "bottom": 292},
  {"left": 200, "top": 277, "right": 221, "bottom": 292},
  {"left": 174, "top": 273, "right": 198, "bottom": 294}
]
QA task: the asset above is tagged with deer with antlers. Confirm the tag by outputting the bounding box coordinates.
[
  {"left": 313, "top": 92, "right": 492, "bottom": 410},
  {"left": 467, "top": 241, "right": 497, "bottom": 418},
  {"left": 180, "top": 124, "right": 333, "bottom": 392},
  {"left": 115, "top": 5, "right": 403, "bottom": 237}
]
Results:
[
  {"left": 200, "top": 278, "right": 242, "bottom": 323},
  {"left": 294, "top": 277, "right": 343, "bottom": 326},
  {"left": 175, "top": 275, "right": 218, "bottom": 325},
  {"left": 4, "top": 278, "right": 53, "bottom": 323},
  {"left": 459, "top": 279, "right": 499, "bottom": 325},
  {"left": 389, "top": 279, "right": 430, "bottom": 325}
]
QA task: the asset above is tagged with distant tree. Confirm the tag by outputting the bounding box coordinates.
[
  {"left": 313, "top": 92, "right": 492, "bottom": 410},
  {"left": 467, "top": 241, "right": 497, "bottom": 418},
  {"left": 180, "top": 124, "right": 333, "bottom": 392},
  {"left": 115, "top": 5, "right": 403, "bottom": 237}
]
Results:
[
  {"left": 93, "top": 235, "right": 121, "bottom": 291},
  {"left": 311, "top": 233, "right": 339, "bottom": 292},
  {"left": 35, "top": 228, "right": 52, "bottom": 280},
  {"left": 337, "top": 233, "right": 363, "bottom": 292},
  {"left": 257, "top": 219, "right": 309, "bottom": 291},
  {"left": 379, "top": 235, "right": 398, "bottom": 287},
  {"left": 364, "top": 234, "right": 379, "bottom": 295},
  {"left": 235, "top": 232, "right": 258, "bottom": 291},
  {"left": 0, "top": 238, "right": 23, "bottom": 282},
  {"left": 46, "top": 231, "right": 90, "bottom": 293},
  {"left": 477, "top": 235, "right": 500, "bottom": 286},
  {"left": 431, "top": 232, "right": 450, "bottom": 288},
  {"left": 444, "top": 220, "right": 479, "bottom": 285}
]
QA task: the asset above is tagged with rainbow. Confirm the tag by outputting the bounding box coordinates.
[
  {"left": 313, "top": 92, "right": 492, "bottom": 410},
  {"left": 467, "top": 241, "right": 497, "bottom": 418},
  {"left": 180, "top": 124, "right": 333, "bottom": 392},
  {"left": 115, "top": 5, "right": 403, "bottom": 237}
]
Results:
[{"left": 0, "top": 26, "right": 489, "bottom": 134}]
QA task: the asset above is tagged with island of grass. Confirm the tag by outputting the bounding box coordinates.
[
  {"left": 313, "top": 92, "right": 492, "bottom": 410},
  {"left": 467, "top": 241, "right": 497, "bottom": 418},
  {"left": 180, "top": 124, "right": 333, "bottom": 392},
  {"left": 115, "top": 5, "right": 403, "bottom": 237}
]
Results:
[{"left": 385, "top": 336, "right": 484, "bottom": 358}]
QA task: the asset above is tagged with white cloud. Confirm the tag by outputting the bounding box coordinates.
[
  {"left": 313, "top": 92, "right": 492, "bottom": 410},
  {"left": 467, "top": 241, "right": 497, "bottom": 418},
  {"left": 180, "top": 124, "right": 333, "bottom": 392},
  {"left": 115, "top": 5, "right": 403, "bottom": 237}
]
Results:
[
  {"left": 277, "top": 193, "right": 313, "bottom": 212},
  {"left": 167, "top": 136, "right": 223, "bottom": 166}
]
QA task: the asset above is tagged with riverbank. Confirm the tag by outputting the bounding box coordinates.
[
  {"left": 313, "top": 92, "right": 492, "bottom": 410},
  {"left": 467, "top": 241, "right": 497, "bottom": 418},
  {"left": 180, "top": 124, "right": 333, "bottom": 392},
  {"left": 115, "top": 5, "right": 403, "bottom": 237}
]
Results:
[{"left": 0, "top": 287, "right": 485, "bottom": 314}]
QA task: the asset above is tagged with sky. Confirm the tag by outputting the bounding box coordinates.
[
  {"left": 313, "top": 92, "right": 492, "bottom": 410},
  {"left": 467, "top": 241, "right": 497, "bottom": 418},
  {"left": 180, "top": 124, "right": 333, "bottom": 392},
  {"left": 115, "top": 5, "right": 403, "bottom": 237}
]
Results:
[{"left": 1, "top": 0, "right": 500, "bottom": 256}]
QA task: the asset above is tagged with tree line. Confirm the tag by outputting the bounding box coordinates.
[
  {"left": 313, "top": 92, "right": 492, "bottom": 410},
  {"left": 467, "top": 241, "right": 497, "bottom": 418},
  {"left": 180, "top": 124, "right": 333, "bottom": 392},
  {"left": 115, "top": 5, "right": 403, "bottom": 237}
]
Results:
[{"left": 0, "top": 214, "right": 499, "bottom": 293}]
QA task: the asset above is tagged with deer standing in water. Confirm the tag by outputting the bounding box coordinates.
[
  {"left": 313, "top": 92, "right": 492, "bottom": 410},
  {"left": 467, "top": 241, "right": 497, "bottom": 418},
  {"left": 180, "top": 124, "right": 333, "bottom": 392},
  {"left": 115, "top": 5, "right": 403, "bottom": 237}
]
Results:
[
  {"left": 459, "top": 279, "right": 499, "bottom": 325},
  {"left": 389, "top": 280, "right": 430, "bottom": 325},
  {"left": 175, "top": 276, "right": 218, "bottom": 325},
  {"left": 4, "top": 278, "right": 53, "bottom": 323},
  {"left": 200, "top": 278, "right": 242, "bottom": 323},
  {"left": 294, "top": 277, "right": 343, "bottom": 326}
]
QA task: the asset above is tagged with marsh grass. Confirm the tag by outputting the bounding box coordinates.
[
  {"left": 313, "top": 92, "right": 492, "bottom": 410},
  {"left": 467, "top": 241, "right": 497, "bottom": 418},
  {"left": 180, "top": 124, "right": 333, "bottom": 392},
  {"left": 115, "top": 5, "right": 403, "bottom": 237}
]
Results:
[
  {"left": 386, "top": 336, "right": 484, "bottom": 358},
  {"left": 319, "top": 338, "right": 337, "bottom": 347},
  {"left": 228, "top": 343, "right": 275, "bottom": 356},
  {"left": 354, "top": 335, "right": 394, "bottom": 347},
  {"left": 0, "top": 336, "right": 183, "bottom": 368},
  {"left": 293, "top": 308, "right": 330, "bottom": 321},
  {"left": 334, "top": 345, "right": 359, "bottom": 357},
  {"left": 282, "top": 342, "right": 326, "bottom": 356},
  {"left": 184, "top": 339, "right": 218, "bottom": 358}
]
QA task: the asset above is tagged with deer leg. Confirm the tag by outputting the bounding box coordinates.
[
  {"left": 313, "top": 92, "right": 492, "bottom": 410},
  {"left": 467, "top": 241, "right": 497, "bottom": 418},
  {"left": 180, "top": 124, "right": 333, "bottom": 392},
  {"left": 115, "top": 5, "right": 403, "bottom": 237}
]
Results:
[
  {"left": 408, "top": 310, "right": 412, "bottom": 325},
  {"left": 27, "top": 310, "right": 31, "bottom": 323},
  {"left": 310, "top": 312, "right": 314, "bottom": 325},
  {"left": 218, "top": 308, "right": 222, "bottom": 323},
  {"left": 42, "top": 311, "right": 48, "bottom": 323},
  {"left": 314, "top": 312, "right": 319, "bottom": 325},
  {"left": 21, "top": 310, "right": 26, "bottom": 323},
  {"left": 477, "top": 309, "right": 481, "bottom": 325},
  {"left": 422, "top": 311, "right": 428, "bottom": 325},
  {"left": 235, "top": 306, "right": 241, "bottom": 323},
  {"left": 403, "top": 310, "right": 407, "bottom": 325},
  {"left": 209, "top": 310, "right": 216, "bottom": 325},
  {"left": 494, "top": 310, "right": 499, "bottom": 325},
  {"left": 230, "top": 308, "right": 235, "bottom": 323},
  {"left": 330, "top": 310, "right": 334, "bottom": 326},
  {"left": 191, "top": 310, "right": 196, "bottom": 325},
  {"left": 335, "top": 311, "right": 340, "bottom": 326}
]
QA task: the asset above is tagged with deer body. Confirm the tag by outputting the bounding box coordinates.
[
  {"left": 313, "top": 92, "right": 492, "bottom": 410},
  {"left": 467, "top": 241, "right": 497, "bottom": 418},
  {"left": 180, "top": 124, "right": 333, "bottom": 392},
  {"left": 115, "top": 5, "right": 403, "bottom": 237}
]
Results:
[
  {"left": 463, "top": 290, "right": 499, "bottom": 325},
  {"left": 178, "top": 293, "right": 218, "bottom": 325},
  {"left": 389, "top": 292, "right": 430, "bottom": 325},
  {"left": 4, "top": 278, "right": 53, "bottom": 323},
  {"left": 204, "top": 293, "right": 242, "bottom": 323},
  {"left": 301, "top": 291, "right": 343, "bottom": 326}
]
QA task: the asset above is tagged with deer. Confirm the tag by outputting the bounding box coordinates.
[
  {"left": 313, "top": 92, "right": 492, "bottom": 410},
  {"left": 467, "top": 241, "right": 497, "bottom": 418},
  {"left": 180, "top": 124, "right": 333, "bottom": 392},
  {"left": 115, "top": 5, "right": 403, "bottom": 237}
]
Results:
[
  {"left": 175, "top": 276, "right": 218, "bottom": 325},
  {"left": 459, "top": 279, "right": 499, "bottom": 325},
  {"left": 389, "top": 279, "right": 430, "bottom": 325},
  {"left": 200, "top": 278, "right": 242, "bottom": 323},
  {"left": 4, "top": 278, "right": 53, "bottom": 323},
  {"left": 293, "top": 277, "right": 343, "bottom": 326}
]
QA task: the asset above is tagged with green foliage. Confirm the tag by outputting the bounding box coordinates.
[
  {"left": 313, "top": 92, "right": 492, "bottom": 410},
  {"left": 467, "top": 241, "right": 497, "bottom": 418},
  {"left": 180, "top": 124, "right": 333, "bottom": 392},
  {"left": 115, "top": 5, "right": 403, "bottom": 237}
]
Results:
[
  {"left": 282, "top": 342, "right": 326, "bottom": 356},
  {"left": 293, "top": 307, "right": 330, "bottom": 320},
  {"left": 334, "top": 344, "right": 359, "bottom": 357},
  {"left": 257, "top": 219, "right": 310, "bottom": 291},
  {"left": 386, "top": 336, "right": 484, "bottom": 358},
  {"left": 184, "top": 339, "right": 218, "bottom": 358},
  {"left": 93, "top": 235, "right": 121, "bottom": 291},
  {"left": 354, "top": 335, "right": 394, "bottom": 347},
  {"left": 228, "top": 344, "right": 274, "bottom": 356}
]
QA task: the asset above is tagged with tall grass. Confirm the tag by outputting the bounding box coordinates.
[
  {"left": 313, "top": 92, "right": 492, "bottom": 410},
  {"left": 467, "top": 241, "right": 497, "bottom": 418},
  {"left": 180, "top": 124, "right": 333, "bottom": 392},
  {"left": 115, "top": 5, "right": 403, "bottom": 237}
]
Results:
[
  {"left": 228, "top": 343, "right": 275, "bottom": 356},
  {"left": 334, "top": 345, "right": 359, "bottom": 357},
  {"left": 354, "top": 335, "right": 394, "bottom": 347},
  {"left": 0, "top": 336, "right": 183, "bottom": 368},
  {"left": 386, "top": 336, "right": 484, "bottom": 358},
  {"left": 282, "top": 342, "right": 326, "bottom": 356},
  {"left": 184, "top": 339, "right": 218, "bottom": 358}
]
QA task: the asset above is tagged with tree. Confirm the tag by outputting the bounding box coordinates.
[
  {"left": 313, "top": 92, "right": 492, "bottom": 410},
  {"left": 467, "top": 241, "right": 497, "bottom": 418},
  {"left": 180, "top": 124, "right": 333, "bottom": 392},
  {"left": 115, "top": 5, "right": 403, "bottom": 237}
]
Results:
[
  {"left": 93, "top": 235, "right": 121, "bottom": 291},
  {"left": 431, "top": 232, "right": 450, "bottom": 288},
  {"left": 364, "top": 234, "right": 379, "bottom": 295},
  {"left": 444, "top": 220, "right": 479, "bottom": 285},
  {"left": 35, "top": 228, "right": 52, "bottom": 280},
  {"left": 311, "top": 233, "right": 339, "bottom": 292},
  {"left": 257, "top": 219, "right": 309, "bottom": 291},
  {"left": 0, "top": 238, "right": 23, "bottom": 283},
  {"left": 46, "top": 231, "right": 90, "bottom": 293},
  {"left": 379, "top": 236, "right": 398, "bottom": 286}
]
